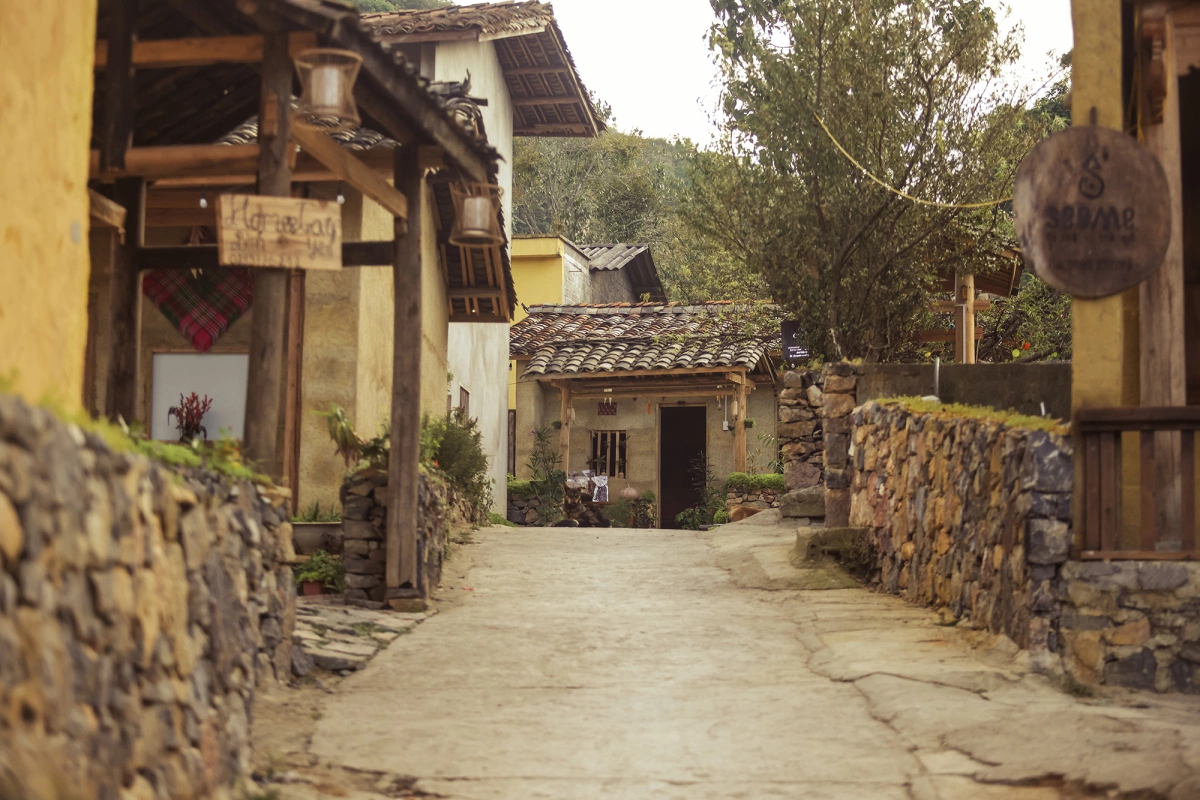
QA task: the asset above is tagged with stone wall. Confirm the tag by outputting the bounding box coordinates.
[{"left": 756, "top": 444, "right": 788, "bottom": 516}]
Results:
[
  {"left": 724, "top": 486, "right": 782, "bottom": 513},
  {"left": 777, "top": 370, "right": 824, "bottom": 491},
  {"left": 0, "top": 394, "right": 296, "bottom": 799},
  {"left": 508, "top": 492, "right": 541, "bottom": 526},
  {"left": 856, "top": 362, "right": 1072, "bottom": 420},
  {"left": 849, "top": 401, "right": 1072, "bottom": 658},
  {"left": 1057, "top": 561, "right": 1200, "bottom": 692},
  {"left": 822, "top": 363, "right": 860, "bottom": 527},
  {"left": 340, "top": 468, "right": 481, "bottom": 605}
]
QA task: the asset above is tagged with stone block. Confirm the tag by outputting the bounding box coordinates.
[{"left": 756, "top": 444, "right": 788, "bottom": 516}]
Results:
[
  {"left": 1138, "top": 562, "right": 1189, "bottom": 591},
  {"left": 782, "top": 370, "right": 805, "bottom": 388},
  {"left": 824, "top": 374, "right": 856, "bottom": 393},
  {"left": 342, "top": 540, "right": 370, "bottom": 558},
  {"left": 343, "top": 558, "right": 384, "bottom": 576},
  {"left": 1108, "top": 617, "right": 1151, "bottom": 646},
  {"left": 825, "top": 469, "right": 849, "bottom": 490},
  {"left": 806, "top": 385, "right": 825, "bottom": 407},
  {"left": 1180, "top": 644, "right": 1200, "bottom": 663},
  {"left": 826, "top": 489, "right": 851, "bottom": 528},
  {"left": 344, "top": 573, "right": 381, "bottom": 590},
  {"left": 825, "top": 362, "right": 857, "bottom": 377},
  {"left": 0, "top": 491, "right": 23, "bottom": 568},
  {"left": 824, "top": 415, "right": 852, "bottom": 434},
  {"left": 778, "top": 388, "right": 808, "bottom": 406},
  {"left": 341, "top": 494, "right": 373, "bottom": 521},
  {"left": 784, "top": 460, "right": 821, "bottom": 490},
  {"left": 342, "top": 520, "right": 381, "bottom": 540},
  {"left": 779, "top": 406, "right": 815, "bottom": 424},
  {"left": 823, "top": 394, "right": 856, "bottom": 418},
  {"left": 1061, "top": 614, "right": 1111, "bottom": 631},
  {"left": 1021, "top": 432, "right": 1072, "bottom": 493},
  {"left": 1026, "top": 519, "right": 1070, "bottom": 565},
  {"left": 825, "top": 433, "right": 849, "bottom": 468},
  {"left": 1104, "top": 648, "right": 1157, "bottom": 690},
  {"left": 781, "top": 488, "right": 825, "bottom": 519},
  {"left": 777, "top": 421, "right": 817, "bottom": 440}
]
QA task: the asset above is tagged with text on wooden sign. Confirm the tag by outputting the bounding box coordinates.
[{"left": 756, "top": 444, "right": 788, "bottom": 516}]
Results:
[{"left": 216, "top": 194, "right": 342, "bottom": 270}]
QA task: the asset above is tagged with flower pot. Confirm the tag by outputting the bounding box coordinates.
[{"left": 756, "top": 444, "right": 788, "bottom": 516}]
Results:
[
  {"left": 292, "top": 522, "right": 343, "bottom": 556},
  {"left": 300, "top": 580, "right": 324, "bottom": 596}
]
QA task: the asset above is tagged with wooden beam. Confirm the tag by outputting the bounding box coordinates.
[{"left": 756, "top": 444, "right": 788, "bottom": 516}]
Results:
[
  {"left": 514, "top": 96, "right": 587, "bottom": 107},
  {"left": 135, "top": 241, "right": 393, "bottom": 271},
  {"left": 242, "top": 33, "right": 294, "bottom": 480},
  {"left": 560, "top": 383, "right": 572, "bottom": 472},
  {"left": 104, "top": 178, "right": 144, "bottom": 423},
  {"left": 387, "top": 144, "right": 424, "bottom": 599},
  {"left": 290, "top": 125, "right": 408, "bottom": 223},
  {"left": 504, "top": 66, "right": 574, "bottom": 77},
  {"left": 88, "top": 189, "right": 127, "bottom": 241},
  {"left": 90, "top": 144, "right": 267, "bottom": 181},
  {"left": 94, "top": 32, "right": 317, "bottom": 69},
  {"left": 536, "top": 365, "right": 756, "bottom": 381},
  {"left": 930, "top": 299, "right": 992, "bottom": 312},
  {"left": 448, "top": 287, "right": 504, "bottom": 299},
  {"left": 99, "top": 0, "right": 136, "bottom": 171},
  {"left": 448, "top": 313, "right": 510, "bottom": 324}
]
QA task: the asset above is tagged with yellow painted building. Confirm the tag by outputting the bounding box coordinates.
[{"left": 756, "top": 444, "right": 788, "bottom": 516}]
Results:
[{"left": 0, "top": 0, "right": 99, "bottom": 407}]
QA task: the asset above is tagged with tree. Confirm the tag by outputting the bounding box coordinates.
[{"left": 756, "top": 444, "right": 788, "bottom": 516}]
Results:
[
  {"left": 688, "top": 0, "right": 1061, "bottom": 361},
  {"left": 513, "top": 111, "right": 767, "bottom": 302}
]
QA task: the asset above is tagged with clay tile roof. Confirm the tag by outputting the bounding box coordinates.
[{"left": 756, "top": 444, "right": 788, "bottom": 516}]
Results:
[
  {"left": 511, "top": 302, "right": 781, "bottom": 377},
  {"left": 362, "top": 1, "right": 555, "bottom": 38},
  {"left": 578, "top": 243, "right": 666, "bottom": 303}
]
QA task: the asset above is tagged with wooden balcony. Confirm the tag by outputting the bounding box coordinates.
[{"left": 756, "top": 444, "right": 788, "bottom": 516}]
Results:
[{"left": 1078, "top": 407, "right": 1200, "bottom": 560}]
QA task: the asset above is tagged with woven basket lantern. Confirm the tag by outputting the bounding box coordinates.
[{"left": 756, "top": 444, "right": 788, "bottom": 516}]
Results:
[
  {"left": 449, "top": 182, "right": 504, "bottom": 247},
  {"left": 294, "top": 49, "right": 362, "bottom": 131}
]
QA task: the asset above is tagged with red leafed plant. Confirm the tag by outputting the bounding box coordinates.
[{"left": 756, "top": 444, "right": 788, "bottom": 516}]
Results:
[{"left": 168, "top": 392, "right": 213, "bottom": 442}]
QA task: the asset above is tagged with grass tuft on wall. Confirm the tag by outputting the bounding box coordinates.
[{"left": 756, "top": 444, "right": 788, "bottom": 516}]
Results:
[
  {"left": 875, "top": 397, "right": 1068, "bottom": 434},
  {"left": 724, "top": 472, "right": 786, "bottom": 493}
]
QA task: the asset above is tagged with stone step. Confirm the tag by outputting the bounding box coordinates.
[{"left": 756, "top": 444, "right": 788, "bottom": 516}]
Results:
[{"left": 781, "top": 487, "right": 825, "bottom": 519}]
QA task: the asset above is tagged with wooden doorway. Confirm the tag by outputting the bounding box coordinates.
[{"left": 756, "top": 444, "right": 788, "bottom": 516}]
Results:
[{"left": 659, "top": 405, "right": 707, "bottom": 529}]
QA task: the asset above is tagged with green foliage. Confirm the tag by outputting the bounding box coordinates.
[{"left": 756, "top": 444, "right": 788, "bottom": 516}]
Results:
[
  {"left": 524, "top": 426, "right": 565, "bottom": 525},
  {"left": 351, "top": 0, "right": 451, "bottom": 11},
  {"left": 691, "top": 0, "right": 1068, "bottom": 361},
  {"left": 609, "top": 490, "right": 658, "bottom": 529},
  {"left": 675, "top": 456, "right": 726, "bottom": 530},
  {"left": 507, "top": 477, "right": 536, "bottom": 499},
  {"left": 290, "top": 501, "right": 342, "bottom": 523},
  {"left": 724, "top": 472, "right": 786, "bottom": 493},
  {"left": 712, "top": 509, "right": 730, "bottom": 525},
  {"left": 488, "top": 511, "right": 517, "bottom": 527},
  {"left": 421, "top": 409, "right": 493, "bottom": 511},
  {"left": 315, "top": 404, "right": 390, "bottom": 471},
  {"left": 294, "top": 551, "right": 345, "bottom": 592},
  {"left": 746, "top": 431, "right": 783, "bottom": 475},
  {"left": 877, "top": 396, "right": 1067, "bottom": 433},
  {"left": 513, "top": 118, "right": 765, "bottom": 303},
  {"left": 975, "top": 273, "right": 1072, "bottom": 363}
]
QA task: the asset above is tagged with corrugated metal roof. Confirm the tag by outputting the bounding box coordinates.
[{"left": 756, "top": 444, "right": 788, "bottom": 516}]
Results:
[{"left": 580, "top": 244, "right": 648, "bottom": 272}]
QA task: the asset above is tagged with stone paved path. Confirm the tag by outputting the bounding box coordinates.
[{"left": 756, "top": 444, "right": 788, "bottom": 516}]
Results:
[{"left": 304, "top": 517, "right": 1200, "bottom": 800}]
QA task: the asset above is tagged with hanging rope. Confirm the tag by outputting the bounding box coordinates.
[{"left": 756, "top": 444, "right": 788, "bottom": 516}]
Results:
[{"left": 812, "top": 112, "right": 1013, "bottom": 209}]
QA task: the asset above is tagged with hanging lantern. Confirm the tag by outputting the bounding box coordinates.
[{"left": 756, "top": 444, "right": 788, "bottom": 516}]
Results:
[
  {"left": 294, "top": 49, "right": 363, "bottom": 130},
  {"left": 620, "top": 485, "right": 639, "bottom": 501},
  {"left": 449, "top": 182, "right": 504, "bottom": 247}
]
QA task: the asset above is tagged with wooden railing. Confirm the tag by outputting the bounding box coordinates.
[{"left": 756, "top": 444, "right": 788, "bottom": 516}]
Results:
[{"left": 1078, "top": 407, "right": 1200, "bottom": 559}]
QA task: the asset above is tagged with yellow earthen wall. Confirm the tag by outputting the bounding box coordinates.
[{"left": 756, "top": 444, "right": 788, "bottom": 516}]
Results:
[
  {"left": 421, "top": 183, "right": 451, "bottom": 416},
  {"left": 0, "top": 0, "right": 98, "bottom": 406}
]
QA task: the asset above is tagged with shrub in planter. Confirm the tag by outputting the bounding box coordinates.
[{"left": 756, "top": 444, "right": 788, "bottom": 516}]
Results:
[{"left": 294, "top": 550, "right": 344, "bottom": 595}]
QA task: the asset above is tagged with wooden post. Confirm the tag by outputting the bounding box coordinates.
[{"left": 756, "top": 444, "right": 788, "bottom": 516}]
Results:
[
  {"left": 954, "top": 274, "right": 976, "bottom": 364},
  {"left": 104, "top": 178, "right": 144, "bottom": 423},
  {"left": 387, "top": 144, "right": 424, "bottom": 599},
  {"left": 733, "top": 384, "right": 748, "bottom": 472},
  {"left": 242, "top": 32, "right": 293, "bottom": 478},
  {"left": 1140, "top": 9, "right": 1187, "bottom": 547},
  {"left": 559, "top": 384, "right": 572, "bottom": 472},
  {"left": 99, "top": 0, "right": 135, "bottom": 171},
  {"left": 283, "top": 272, "right": 306, "bottom": 515}
]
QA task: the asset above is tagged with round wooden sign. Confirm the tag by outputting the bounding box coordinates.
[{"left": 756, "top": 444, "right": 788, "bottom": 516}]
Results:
[{"left": 1013, "top": 126, "right": 1171, "bottom": 299}]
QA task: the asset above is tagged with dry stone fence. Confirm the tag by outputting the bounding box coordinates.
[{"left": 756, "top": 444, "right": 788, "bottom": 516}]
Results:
[{"left": 0, "top": 394, "right": 297, "bottom": 798}]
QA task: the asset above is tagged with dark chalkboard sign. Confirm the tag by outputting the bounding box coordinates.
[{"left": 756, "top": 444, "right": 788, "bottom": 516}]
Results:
[
  {"left": 781, "top": 320, "right": 805, "bottom": 366},
  {"left": 1014, "top": 126, "right": 1171, "bottom": 299}
]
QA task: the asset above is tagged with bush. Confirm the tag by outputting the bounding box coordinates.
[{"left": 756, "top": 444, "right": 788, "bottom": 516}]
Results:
[
  {"left": 488, "top": 511, "right": 517, "bottom": 527},
  {"left": 290, "top": 501, "right": 341, "bottom": 523},
  {"left": 724, "top": 472, "right": 786, "bottom": 494},
  {"left": 713, "top": 509, "right": 729, "bottom": 524},
  {"left": 508, "top": 478, "right": 536, "bottom": 499},
  {"left": 422, "top": 409, "right": 493, "bottom": 511}
]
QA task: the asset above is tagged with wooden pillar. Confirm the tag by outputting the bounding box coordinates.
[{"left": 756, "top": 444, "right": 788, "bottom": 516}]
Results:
[
  {"left": 733, "top": 384, "right": 749, "bottom": 472},
  {"left": 99, "top": 0, "right": 135, "bottom": 172},
  {"left": 387, "top": 144, "right": 423, "bottom": 598},
  {"left": 104, "top": 178, "right": 144, "bottom": 423},
  {"left": 1140, "top": 8, "right": 1188, "bottom": 546},
  {"left": 954, "top": 274, "right": 976, "bottom": 365},
  {"left": 559, "top": 384, "right": 572, "bottom": 471},
  {"left": 242, "top": 32, "right": 293, "bottom": 478},
  {"left": 283, "top": 272, "right": 306, "bottom": 515}
]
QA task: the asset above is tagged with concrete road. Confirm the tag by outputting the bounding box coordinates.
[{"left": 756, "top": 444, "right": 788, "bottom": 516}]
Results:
[{"left": 308, "top": 517, "right": 1200, "bottom": 799}]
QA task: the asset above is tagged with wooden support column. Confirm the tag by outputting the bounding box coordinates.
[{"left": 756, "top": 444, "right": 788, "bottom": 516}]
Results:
[
  {"left": 99, "top": 0, "right": 135, "bottom": 171},
  {"left": 283, "top": 272, "right": 306, "bottom": 515},
  {"left": 1140, "top": 7, "right": 1188, "bottom": 546},
  {"left": 104, "top": 178, "right": 144, "bottom": 423},
  {"left": 242, "top": 32, "right": 293, "bottom": 478},
  {"left": 954, "top": 274, "right": 976, "bottom": 365},
  {"left": 733, "top": 384, "right": 749, "bottom": 472},
  {"left": 559, "top": 384, "right": 572, "bottom": 471},
  {"left": 387, "top": 144, "right": 424, "bottom": 600}
]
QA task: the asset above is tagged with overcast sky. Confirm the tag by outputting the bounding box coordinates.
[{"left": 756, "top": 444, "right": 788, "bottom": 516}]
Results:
[{"left": 549, "top": 0, "right": 1075, "bottom": 144}]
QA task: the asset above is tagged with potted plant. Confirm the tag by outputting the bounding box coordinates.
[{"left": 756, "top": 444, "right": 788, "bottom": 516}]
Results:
[
  {"left": 744, "top": 418, "right": 756, "bottom": 429},
  {"left": 289, "top": 501, "right": 343, "bottom": 556},
  {"left": 167, "top": 392, "right": 213, "bottom": 442},
  {"left": 294, "top": 550, "right": 344, "bottom": 596}
]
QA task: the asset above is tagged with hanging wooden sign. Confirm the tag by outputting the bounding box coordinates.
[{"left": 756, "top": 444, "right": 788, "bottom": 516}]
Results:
[
  {"left": 216, "top": 194, "right": 342, "bottom": 270},
  {"left": 781, "top": 320, "right": 806, "bottom": 366},
  {"left": 1013, "top": 126, "right": 1171, "bottom": 299}
]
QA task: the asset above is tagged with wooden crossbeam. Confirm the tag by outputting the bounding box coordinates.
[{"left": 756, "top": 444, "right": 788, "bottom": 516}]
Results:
[
  {"left": 540, "top": 365, "right": 754, "bottom": 380},
  {"left": 930, "top": 299, "right": 993, "bottom": 312},
  {"left": 290, "top": 125, "right": 408, "bottom": 222},
  {"left": 94, "top": 32, "right": 317, "bottom": 69},
  {"left": 88, "top": 189, "right": 127, "bottom": 240},
  {"left": 90, "top": 144, "right": 273, "bottom": 180},
  {"left": 449, "top": 314, "right": 510, "bottom": 324},
  {"left": 134, "top": 241, "right": 393, "bottom": 271},
  {"left": 505, "top": 66, "right": 574, "bottom": 77},
  {"left": 514, "top": 96, "right": 585, "bottom": 107}
]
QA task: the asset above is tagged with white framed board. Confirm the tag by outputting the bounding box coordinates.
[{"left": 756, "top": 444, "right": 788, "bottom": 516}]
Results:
[{"left": 150, "top": 353, "right": 249, "bottom": 442}]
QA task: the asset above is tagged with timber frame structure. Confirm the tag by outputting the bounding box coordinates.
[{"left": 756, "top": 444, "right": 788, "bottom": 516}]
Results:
[{"left": 88, "top": 0, "right": 511, "bottom": 605}]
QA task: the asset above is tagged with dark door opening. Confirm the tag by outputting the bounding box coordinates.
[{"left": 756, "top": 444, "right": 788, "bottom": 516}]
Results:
[{"left": 659, "top": 406, "right": 707, "bottom": 529}]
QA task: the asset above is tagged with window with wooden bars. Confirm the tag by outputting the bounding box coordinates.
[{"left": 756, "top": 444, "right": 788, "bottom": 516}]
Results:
[{"left": 590, "top": 430, "right": 628, "bottom": 478}]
